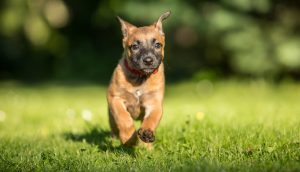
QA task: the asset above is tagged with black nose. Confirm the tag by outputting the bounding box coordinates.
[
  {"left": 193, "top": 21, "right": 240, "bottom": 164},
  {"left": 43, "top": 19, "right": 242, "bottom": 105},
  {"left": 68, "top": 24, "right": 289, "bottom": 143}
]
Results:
[{"left": 143, "top": 57, "right": 153, "bottom": 65}]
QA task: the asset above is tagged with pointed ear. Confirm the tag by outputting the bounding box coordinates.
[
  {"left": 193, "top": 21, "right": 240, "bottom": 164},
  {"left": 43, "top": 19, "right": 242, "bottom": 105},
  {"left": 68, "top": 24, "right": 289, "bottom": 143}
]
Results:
[
  {"left": 117, "top": 16, "right": 137, "bottom": 38},
  {"left": 155, "top": 11, "right": 171, "bottom": 35}
]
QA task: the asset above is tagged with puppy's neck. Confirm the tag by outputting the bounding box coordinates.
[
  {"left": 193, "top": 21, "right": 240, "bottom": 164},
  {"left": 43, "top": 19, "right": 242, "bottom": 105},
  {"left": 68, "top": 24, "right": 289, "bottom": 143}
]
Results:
[
  {"left": 124, "top": 58, "right": 145, "bottom": 77},
  {"left": 119, "top": 56, "right": 148, "bottom": 85}
]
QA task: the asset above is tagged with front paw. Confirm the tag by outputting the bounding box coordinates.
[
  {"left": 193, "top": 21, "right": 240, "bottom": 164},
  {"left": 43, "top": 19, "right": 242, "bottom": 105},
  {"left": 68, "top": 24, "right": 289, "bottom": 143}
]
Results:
[{"left": 138, "top": 128, "right": 155, "bottom": 143}]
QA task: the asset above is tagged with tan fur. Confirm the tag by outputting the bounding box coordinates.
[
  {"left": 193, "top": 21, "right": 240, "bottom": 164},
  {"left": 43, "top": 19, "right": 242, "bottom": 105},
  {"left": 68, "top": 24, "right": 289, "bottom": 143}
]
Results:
[{"left": 107, "top": 12, "right": 170, "bottom": 148}]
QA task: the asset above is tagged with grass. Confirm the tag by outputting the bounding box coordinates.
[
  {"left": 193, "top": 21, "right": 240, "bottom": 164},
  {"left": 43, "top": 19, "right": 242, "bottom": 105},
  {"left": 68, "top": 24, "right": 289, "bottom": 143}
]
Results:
[{"left": 0, "top": 79, "right": 299, "bottom": 171}]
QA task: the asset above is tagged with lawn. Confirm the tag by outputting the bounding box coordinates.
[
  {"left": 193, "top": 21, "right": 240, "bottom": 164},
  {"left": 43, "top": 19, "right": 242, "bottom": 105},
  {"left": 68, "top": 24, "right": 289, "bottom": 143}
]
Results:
[{"left": 0, "top": 80, "right": 299, "bottom": 171}]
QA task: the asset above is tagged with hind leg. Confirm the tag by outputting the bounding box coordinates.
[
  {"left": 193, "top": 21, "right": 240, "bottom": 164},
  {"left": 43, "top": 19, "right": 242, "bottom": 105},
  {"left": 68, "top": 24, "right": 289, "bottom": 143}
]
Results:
[{"left": 109, "top": 109, "right": 119, "bottom": 138}]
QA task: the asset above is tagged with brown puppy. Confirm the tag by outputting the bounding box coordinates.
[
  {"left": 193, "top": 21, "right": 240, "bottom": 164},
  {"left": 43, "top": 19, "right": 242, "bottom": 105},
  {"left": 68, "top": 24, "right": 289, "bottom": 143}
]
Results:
[{"left": 107, "top": 11, "right": 171, "bottom": 148}]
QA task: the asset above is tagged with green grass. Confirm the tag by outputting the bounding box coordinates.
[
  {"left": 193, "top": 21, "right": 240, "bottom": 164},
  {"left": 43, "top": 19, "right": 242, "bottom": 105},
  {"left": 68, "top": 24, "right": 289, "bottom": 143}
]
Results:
[{"left": 0, "top": 80, "right": 299, "bottom": 171}]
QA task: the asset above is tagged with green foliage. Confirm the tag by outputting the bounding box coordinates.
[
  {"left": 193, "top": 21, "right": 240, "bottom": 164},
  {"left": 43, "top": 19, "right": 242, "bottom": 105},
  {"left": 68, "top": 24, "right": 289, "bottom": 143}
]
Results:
[
  {"left": 0, "top": 0, "right": 300, "bottom": 81},
  {"left": 0, "top": 80, "right": 300, "bottom": 171}
]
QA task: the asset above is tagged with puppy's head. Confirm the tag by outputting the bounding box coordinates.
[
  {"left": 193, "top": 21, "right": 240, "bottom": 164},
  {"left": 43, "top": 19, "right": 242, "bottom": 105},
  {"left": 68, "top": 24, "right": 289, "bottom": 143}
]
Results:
[{"left": 117, "top": 11, "right": 171, "bottom": 75}]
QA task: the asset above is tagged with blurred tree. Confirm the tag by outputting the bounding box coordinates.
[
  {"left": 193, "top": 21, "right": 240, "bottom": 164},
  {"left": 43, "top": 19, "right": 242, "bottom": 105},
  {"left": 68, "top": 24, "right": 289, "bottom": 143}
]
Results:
[{"left": 0, "top": 0, "right": 300, "bottom": 82}]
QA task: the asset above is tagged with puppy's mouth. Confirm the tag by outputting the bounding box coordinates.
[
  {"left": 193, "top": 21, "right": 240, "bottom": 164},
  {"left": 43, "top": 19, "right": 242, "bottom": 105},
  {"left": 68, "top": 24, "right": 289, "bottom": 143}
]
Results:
[{"left": 141, "top": 68, "right": 157, "bottom": 74}]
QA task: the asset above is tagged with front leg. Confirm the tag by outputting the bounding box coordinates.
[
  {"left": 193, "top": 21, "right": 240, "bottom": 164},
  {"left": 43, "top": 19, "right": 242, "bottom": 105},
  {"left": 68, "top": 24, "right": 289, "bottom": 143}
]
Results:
[
  {"left": 138, "top": 100, "right": 163, "bottom": 143},
  {"left": 108, "top": 96, "right": 137, "bottom": 146}
]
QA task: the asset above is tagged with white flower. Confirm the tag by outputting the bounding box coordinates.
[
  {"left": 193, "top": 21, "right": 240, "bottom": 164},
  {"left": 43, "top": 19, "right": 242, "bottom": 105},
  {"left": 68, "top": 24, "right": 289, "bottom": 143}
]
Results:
[
  {"left": 81, "top": 109, "right": 93, "bottom": 122},
  {"left": 0, "top": 111, "right": 6, "bottom": 122}
]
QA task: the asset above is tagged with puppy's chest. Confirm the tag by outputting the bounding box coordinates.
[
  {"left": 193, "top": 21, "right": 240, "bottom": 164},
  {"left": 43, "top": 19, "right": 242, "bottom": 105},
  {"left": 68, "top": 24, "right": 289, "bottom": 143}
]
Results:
[{"left": 123, "top": 89, "right": 145, "bottom": 119}]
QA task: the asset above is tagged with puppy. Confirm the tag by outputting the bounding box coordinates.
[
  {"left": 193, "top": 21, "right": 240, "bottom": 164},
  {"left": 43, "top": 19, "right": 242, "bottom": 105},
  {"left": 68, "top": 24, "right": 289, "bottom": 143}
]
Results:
[{"left": 107, "top": 11, "right": 171, "bottom": 148}]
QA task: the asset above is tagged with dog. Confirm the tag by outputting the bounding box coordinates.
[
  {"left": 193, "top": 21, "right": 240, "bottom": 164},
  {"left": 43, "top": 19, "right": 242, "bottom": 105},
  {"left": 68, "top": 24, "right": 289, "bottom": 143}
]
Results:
[{"left": 107, "top": 11, "right": 171, "bottom": 148}]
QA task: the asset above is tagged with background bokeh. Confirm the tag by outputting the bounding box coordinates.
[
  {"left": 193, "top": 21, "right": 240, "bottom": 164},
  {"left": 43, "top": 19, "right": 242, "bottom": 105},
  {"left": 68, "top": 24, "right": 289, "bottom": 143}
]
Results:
[{"left": 1, "top": 0, "right": 300, "bottom": 83}]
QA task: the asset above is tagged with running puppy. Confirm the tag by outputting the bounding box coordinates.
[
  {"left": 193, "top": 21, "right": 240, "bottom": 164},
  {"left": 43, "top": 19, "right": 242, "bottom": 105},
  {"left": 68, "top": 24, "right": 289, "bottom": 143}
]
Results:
[{"left": 107, "top": 11, "right": 171, "bottom": 148}]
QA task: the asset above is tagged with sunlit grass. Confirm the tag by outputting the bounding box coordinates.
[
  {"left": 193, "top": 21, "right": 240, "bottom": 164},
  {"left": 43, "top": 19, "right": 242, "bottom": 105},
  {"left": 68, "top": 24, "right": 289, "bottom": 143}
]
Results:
[{"left": 0, "top": 80, "right": 299, "bottom": 171}]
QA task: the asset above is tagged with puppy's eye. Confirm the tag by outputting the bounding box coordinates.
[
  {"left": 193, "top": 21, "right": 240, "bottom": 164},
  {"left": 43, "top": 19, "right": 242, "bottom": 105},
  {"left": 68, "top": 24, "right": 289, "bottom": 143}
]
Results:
[
  {"left": 131, "top": 44, "right": 139, "bottom": 51},
  {"left": 154, "top": 43, "right": 162, "bottom": 49}
]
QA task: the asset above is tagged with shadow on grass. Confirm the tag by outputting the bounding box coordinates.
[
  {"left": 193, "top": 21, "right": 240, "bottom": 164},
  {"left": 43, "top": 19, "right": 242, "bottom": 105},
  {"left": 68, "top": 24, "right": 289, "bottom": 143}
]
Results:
[{"left": 63, "top": 128, "right": 136, "bottom": 155}]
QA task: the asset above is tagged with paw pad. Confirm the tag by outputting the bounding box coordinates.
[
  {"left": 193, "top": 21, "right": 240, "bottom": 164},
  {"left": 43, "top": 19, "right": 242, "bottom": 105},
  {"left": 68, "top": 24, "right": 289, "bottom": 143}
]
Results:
[{"left": 138, "top": 129, "right": 155, "bottom": 143}]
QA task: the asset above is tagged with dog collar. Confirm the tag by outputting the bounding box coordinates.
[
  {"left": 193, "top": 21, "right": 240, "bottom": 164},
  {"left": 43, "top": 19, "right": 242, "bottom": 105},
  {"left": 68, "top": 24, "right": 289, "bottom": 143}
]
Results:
[{"left": 124, "top": 59, "right": 158, "bottom": 76}]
